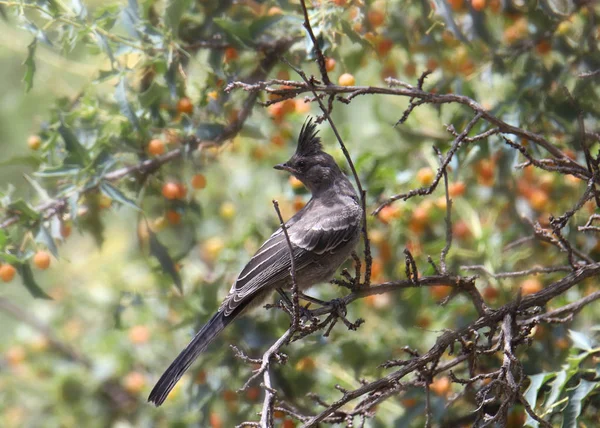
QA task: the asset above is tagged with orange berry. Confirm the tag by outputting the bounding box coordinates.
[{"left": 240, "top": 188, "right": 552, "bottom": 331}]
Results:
[
  {"left": 377, "top": 38, "right": 393, "bottom": 56},
  {"left": 195, "top": 369, "right": 207, "bottom": 384},
  {"left": 521, "top": 278, "right": 543, "bottom": 295},
  {"left": 267, "top": 103, "right": 285, "bottom": 122},
  {"left": 224, "top": 47, "right": 239, "bottom": 62},
  {"left": 60, "top": 222, "right": 72, "bottom": 238},
  {"left": 166, "top": 210, "right": 181, "bottom": 225},
  {"left": 483, "top": 286, "right": 499, "bottom": 300},
  {"left": 401, "top": 397, "right": 418, "bottom": 408},
  {"left": 281, "top": 99, "right": 296, "bottom": 116},
  {"left": 416, "top": 167, "right": 434, "bottom": 185},
  {"left": 453, "top": 220, "right": 471, "bottom": 239},
  {"left": 293, "top": 196, "right": 306, "bottom": 212},
  {"left": 404, "top": 62, "right": 417, "bottom": 77},
  {"left": 33, "top": 251, "right": 51, "bottom": 270},
  {"left": 295, "top": 357, "right": 316, "bottom": 371},
  {"left": 448, "top": 181, "right": 466, "bottom": 197},
  {"left": 535, "top": 40, "right": 552, "bottom": 55},
  {"left": 128, "top": 325, "right": 151, "bottom": 344},
  {"left": 223, "top": 389, "right": 237, "bottom": 402},
  {"left": 0, "top": 264, "right": 17, "bottom": 282},
  {"left": 246, "top": 386, "right": 260, "bottom": 401},
  {"left": 338, "top": 73, "right": 356, "bottom": 86},
  {"left": 123, "top": 371, "right": 146, "bottom": 394},
  {"left": 426, "top": 58, "right": 439, "bottom": 71},
  {"left": 176, "top": 183, "right": 187, "bottom": 199},
  {"left": 282, "top": 420, "right": 296, "bottom": 428},
  {"left": 267, "top": 6, "right": 283, "bottom": 15},
  {"left": 294, "top": 98, "right": 311, "bottom": 114},
  {"left": 430, "top": 376, "right": 452, "bottom": 396},
  {"left": 381, "top": 64, "right": 397, "bottom": 79},
  {"left": 271, "top": 134, "right": 285, "bottom": 148},
  {"left": 177, "top": 97, "right": 194, "bottom": 114},
  {"left": 555, "top": 337, "right": 570, "bottom": 350},
  {"left": 448, "top": 0, "right": 464, "bottom": 11},
  {"left": 471, "top": 0, "right": 486, "bottom": 11},
  {"left": 529, "top": 189, "right": 549, "bottom": 211},
  {"left": 27, "top": 135, "right": 41, "bottom": 151},
  {"left": 191, "top": 174, "right": 207, "bottom": 189},
  {"left": 430, "top": 285, "right": 451, "bottom": 300},
  {"left": 325, "top": 57, "right": 336, "bottom": 72},
  {"left": 377, "top": 205, "right": 401, "bottom": 224},
  {"left": 5, "top": 346, "right": 26, "bottom": 366},
  {"left": 289, "top": 176, "right": 304, "bottom": 190},
  {"left": 162, "top": 182, "right": 180, "bottom": 200},
  {"left": 367, "top": 10, "right": 385, "bottom": 28},
  {"left": 274, "top": 410, "right": 286, "bottom": 419},
  {"left": 209, "top": 412, "right": 222, "bottom": 428},
  {"left": 147, "top": 139, "right": 165, "bottom": 156}
]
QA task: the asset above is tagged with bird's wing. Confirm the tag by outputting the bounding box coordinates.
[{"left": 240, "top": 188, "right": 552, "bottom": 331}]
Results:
[
  {"left": 220, "top": 205, "right": 360, "bottom": 316},
  {"left": 288, "top": 205, "right": 361, "bottom": 255}
]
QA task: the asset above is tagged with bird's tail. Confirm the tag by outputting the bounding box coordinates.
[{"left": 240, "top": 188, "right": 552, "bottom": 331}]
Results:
[{"left": 148, "top": 310, "right": 234, "bottom": 406}]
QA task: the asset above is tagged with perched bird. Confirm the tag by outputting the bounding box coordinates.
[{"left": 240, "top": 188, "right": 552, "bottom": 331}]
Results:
[{"left": 148, "top": 118, "right": 362, "bottom": 406}]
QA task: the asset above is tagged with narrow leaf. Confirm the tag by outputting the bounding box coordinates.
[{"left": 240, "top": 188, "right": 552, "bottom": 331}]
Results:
[
  {"left": 24, "top": 174, "right": 50, "bottom": 201},
  {"left": 524, "top": 373, "right": 554, "bottom": 428},
  {"left": 18, "top": 263, "right": 52, "bottom": 299},
  {"left": 148, "top": 228, "right": 182, "bottom": 292},
  {"left": 7, "top": 200, "right": 40, "bottom": 221},
  {"left": 35, "top": 165, "right": 81, "bottom": 178},
  {"left": 58, "top": 121, "right": 89, "bottom": 165},
  {"left": 213, "top": 18, "right": 252, "bottom": 47},
  {"left": 35, "top": 225, "right": 59, "bottom": 258},
  {"left": 165, "top": 0, "right": 191, "bottom": 35},
  {"left": 115, "top": 78, "right": 141, "bottom": 132},
  {"left": 99, "top": 181, "right": 140, "bottom": 211},
  {"left": 23, "top": 38, "right": 36, "bottom": 92},
  {"left": 561, "top": 379, "right": 596, "bottom": 428},
  {"left": 569, "top": 330, "right": 594, "bottom": 351},
  {"left": 546, "top": 370, "right": 569, "bottom": 410}
]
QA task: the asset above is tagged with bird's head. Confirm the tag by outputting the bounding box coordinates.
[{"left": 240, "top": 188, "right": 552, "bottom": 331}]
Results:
[{"left": 274, "top": 118, "right": 342, "bottom": 193}]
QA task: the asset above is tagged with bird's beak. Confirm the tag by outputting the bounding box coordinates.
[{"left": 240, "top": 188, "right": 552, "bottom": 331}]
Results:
[{"left": 274, "top": 163, "right": 294, "bottom": 173}]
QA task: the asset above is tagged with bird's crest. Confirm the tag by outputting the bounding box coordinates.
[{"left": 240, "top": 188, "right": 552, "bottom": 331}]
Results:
[{"left": 296, "top": 117, "right": 322, "bottom": 156}]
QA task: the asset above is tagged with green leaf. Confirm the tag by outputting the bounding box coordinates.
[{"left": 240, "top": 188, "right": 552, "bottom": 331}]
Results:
[
  {"left": 561, "top": 379, "right": 597, "bottom": 428},
  {"left": 24, "top": 175, "right": 50, "bottom": 202},
  {"left": 545, "top": 370, "right": 569, "bottom": 411},
  {"left": 0, "top": 229, "right": 7, "bottom": 248},
  {"left": 99, "top": 181, "right": 140, "bottom": 211},
  {"left": 524, "top": 373, "right": 554, "bottom": 428},
  {"left": 23, "top": 37, "right": 36, "bottom": 92},
  {"left": 196, "top": 123, "right": 225, "bottom": 140},
  {"left": 340, "top": 20, "right": 371, "bottom": 49},
  {"left": 35, "top": 225, "right": 59, "bottom": 258},
  {"left": 165, "top": 0, "right": 191, "bottom": 35},
  {"left": 93, "top": 30, "right": 115, "bottom": 67},
  {"left": 7, "top": 200, "right": 40, "bottom": 221},
  {"left": 213, "top": 18, "right": 252, "bottom": 47},
  {"left": 18, "top": 263, "right": 52, "bottom": 299},
  {"left": 35, "top": 165, "right": 81, "bottom": 178},
  {"left": 115, "top": 78, "right": 142, "bottom": 132},
  {"left": 58, "top": 121, "right": 89, "bottom": 166},
  {"left": 148, "top": 228, "right": 182, "bottom": 292},
  {"left": 568, "top": 330, "right": 594, "bottom": 352},
  {"left": 138, "top": 81, "right": 165, "bottom": 108},
  {"left": 249, "top": 15, "right": 283, "bottom": 38}
]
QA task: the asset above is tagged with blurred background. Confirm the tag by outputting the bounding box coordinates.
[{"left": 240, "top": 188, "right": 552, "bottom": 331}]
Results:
[{"left": 1, "top": 0, "right": 599, "bottom": 427}]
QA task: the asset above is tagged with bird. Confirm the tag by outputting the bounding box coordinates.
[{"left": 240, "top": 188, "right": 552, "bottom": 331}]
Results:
[{"left": 148, "top": 118, "right": 362, "bottom": 406}]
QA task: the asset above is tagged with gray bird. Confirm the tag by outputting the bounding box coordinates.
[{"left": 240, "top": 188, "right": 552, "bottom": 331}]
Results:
[{"left": 148, "top": 118, "right": 362, "bottom": 406}]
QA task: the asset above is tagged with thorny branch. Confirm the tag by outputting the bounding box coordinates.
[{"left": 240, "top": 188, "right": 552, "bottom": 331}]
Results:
[{"left": 225, "top": 37, "right": 600, "bottom": 425}]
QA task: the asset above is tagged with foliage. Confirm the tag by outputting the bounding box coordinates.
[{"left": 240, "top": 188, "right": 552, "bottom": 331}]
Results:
[{"left": 0, "top": 0, "right": 599, "bottom": 427}]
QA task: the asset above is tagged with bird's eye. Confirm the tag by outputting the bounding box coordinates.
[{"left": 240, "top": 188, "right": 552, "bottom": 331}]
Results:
[{"left": 297, "top": 160, "right": 306, "bottom": 169}]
